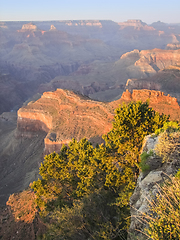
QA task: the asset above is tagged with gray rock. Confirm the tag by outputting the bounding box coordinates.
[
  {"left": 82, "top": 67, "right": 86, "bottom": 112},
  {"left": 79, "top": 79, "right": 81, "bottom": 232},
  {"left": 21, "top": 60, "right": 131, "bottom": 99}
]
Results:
[{"left": 128, "top": 134, "right": 180, "bottom": 239}]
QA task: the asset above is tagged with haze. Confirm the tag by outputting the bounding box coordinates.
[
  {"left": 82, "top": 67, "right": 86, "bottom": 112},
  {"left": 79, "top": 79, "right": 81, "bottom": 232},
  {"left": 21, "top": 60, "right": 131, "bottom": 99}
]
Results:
[{"left": 0, "top": 0, "right": 180, "bottom": 24}]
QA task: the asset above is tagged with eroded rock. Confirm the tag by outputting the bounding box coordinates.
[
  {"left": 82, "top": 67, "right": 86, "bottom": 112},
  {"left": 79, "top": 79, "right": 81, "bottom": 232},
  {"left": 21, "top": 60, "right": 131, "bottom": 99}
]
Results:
[{"left": 128, "top": 134, "right": 180, "bottom": 239}]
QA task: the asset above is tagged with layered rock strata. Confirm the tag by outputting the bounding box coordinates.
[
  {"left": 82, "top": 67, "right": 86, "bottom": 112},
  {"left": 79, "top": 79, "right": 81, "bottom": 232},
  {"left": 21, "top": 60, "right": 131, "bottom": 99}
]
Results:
[
  {"left": 121, "top": 48, "right": 180, "bottom": 76},
  {"left": 17, "top": 88, "right": 180, "bottom": 155},
  {"left": 17, "top": 89, "right": 115, "bottom": 154},
  {"left": 120, "top": 89, "right": 180, "bottom": 119}
]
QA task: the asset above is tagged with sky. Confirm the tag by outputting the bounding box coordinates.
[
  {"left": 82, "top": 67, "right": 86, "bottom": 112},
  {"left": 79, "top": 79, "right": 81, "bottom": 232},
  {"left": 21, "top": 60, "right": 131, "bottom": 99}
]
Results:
[{"left": 0, "top": 0, "right": 180, "bottom": 24}]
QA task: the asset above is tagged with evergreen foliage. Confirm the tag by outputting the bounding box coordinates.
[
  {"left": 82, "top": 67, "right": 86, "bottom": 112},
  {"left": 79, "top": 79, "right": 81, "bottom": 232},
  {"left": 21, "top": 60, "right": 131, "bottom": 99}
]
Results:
[
  {"left": 139, "top": 150, "right": 154, "bottom": 172},
  {"left": 32, "top": 138, "right": 129, "bottom": 239},
  {"left": 103, "top": 101, "right": 168, "bottom": 153},
  {"left": 103, "top": 101, "right": 168, "bottom": 205},
  {"left": 31, "top": 101, "right": 169, "bottom": 239},
  {"left": 155, "top": 121, "right": 180, "bottom": 135}
]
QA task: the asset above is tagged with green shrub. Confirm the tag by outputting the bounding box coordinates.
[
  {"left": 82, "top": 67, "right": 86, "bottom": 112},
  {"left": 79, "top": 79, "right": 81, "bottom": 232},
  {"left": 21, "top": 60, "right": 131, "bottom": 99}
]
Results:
[
  {"left": 155, "top": 121, "right": 180, "bottom": 135},
  {"left": 175, "top": 169, "right": 180, "bottom": 178},
  {"left": 139, "top": 150, "right": 154, "bottom": 172},
  {"left": 31, "top": 101, "right": 169, "bottom": 239},
  {"left": 103, "top": 101, "right": 168, "bottom": 205}
]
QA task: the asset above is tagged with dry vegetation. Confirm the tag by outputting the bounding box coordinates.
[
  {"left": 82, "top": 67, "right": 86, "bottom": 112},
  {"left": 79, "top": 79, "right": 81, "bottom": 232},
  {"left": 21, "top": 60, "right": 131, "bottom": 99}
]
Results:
[
  {"left": 155, "top": 130, "right": 180, "bottom": 163},
  {"left": 142, "top": 175, "right": 180, "bottom": 240},
  {"left": 7, "top": 189, "right": 38, "bottom": 223}
]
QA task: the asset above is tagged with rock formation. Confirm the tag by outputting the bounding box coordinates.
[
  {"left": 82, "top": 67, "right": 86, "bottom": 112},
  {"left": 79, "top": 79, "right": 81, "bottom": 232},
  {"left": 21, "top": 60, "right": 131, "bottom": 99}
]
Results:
[
  {"left": 118, "top": 19, "right": 155, "bottom": 31},
  {"left": 17, "top": 88, "right": 180, "bottom": 155},
  {"left": 166, "top": 43, "right": 180, "bottom": 50},
  {"left": 128, "top": 134, "right": 180, "bottom": 239},
  {"left": 121, "top": 89, "right": 178, "bottom": 106},
  {"left": 17, "top": 89, "right": 115, "bottom": 154},
  {"left": 19, "top": 23, "right": 38, "bottom": 31},
  {"left": 125, "top": 66, "right": 180, "bottom": 102},
  {"left": 49, "top": 24, "right": 56, "bottom": 31},
  {"left": 121, "top": 48, "right": 180, "bottom": 75},
  {"left": 1, "top": 88, "right": 180, "bottom": 206},
  {"left": 120, "top": 89, "right": 180, "bottom": 119}
]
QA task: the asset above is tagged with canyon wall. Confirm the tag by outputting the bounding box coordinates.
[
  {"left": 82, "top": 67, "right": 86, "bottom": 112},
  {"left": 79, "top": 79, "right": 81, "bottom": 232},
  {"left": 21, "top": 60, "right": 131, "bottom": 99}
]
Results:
[
  {"left": 17, "top": 89, "right": 115, "bottom": 154},
  {"left": 17, "top": 88, "right": 180, "bottom": 155},
  {"left": 121, "top": 48, "right": 180, "bottom": 76}
]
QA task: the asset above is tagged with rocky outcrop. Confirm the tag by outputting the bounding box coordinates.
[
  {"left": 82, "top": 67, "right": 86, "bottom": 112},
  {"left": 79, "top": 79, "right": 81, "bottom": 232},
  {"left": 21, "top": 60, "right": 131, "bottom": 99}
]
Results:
[
  {"left": 19, "top": 23, "right": 38, "bottom": 31},
  {"left": 128, "top": 135, "right": 180, "bottom": 239},
  {"left": 50, "top": 25, "right": 56, "bottom": 31},
  {"left": 17, "top": 89, "right": 115, "bottom": 154},
  {"left": 135, "top": 49, "right": 180, "bottom": 70},
  {"left": 17, "top": 88, "right": 180, "bottom": 155},
  {"left": 118, "top": 20, "right": 155, "bottom": 31},
  {"left": 121, "top": 48, "right": 180, "bottom": 76},
  {"left": 166, "top": 43, "right": 180, "bottom": 50},
  {"left": 120, "top": 89, "right": 180, "bottom": 120},
  {"left": 121, "top": 89, "right": 178, "bottom": 106}
]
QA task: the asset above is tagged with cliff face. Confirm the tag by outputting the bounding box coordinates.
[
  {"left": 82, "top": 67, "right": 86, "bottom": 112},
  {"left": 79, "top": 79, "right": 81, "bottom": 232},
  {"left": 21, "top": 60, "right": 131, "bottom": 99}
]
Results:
[
  {"left": 20, "top": 23, "right": 38, "bottom": 31},
  {"left": 128, "top": 134, "right": 180, "bottom": 239},
  {"left": 135, "top": 49, "right": 180, "bottom": 70},
  {"left": 120, "top": 89, "right": 180, "bottom": 119},
  {"left": 121, "top": 48, "right": 180, "bottom": 76},
  {"left": 17, "top": 88, "right": 180, "bottom": 155},
  {"left": 125, "top": 66, "right": 180, "bottom": 103},
  {"left": 121, "top": 89, "right": 178, "bottom": 105},
  {"left": 17, "top": 89, "right": 115, "bottom": 154},
  {"left": 118, "top": 19, "right": 155, "bottom": 31}
]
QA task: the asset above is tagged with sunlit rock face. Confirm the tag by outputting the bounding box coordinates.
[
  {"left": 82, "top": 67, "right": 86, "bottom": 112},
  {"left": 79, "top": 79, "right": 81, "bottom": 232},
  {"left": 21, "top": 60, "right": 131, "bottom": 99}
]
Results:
[
  {"left": 17, "top": 89, "right": 115, "bottom": 154},
  {"left": 20, "top": 23, "right": 38, "bottom": 31},
  {"left": 121, "top": 48, "right": 180, "bottom": 75},
  {"left": 17, "top": 88, "right": 180, "bottom": 155}
]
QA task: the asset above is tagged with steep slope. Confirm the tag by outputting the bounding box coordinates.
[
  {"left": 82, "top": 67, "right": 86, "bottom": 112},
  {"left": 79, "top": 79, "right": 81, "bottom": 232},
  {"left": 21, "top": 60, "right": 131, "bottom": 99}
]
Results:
[
  {"left": 128, "top": 133, "right": 180, "bottom": 239},
  {"left": 0, "top": 112, "right": 46, "bottom": 205},
  {"left": 125, "top": 66, "right": 180, "bottom": 102},
  {"left": 17, "top": 89, "right": 115, "bottom": 154},
  {"left": 18, "top": 88, "right": 180, "bottom": 155},
  {"left": 38, "top": 48, "right": 180, "bottom": 102},
  {"left": 1, "top": 88, "right": 180, "bottom": 206},
  {"left": 1, "top": 20, "right": 180, "bottom": 113}
]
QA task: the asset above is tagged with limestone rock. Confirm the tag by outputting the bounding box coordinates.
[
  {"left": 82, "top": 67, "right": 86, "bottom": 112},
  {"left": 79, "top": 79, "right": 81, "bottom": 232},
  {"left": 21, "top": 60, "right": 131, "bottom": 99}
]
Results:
[{"left": 128, "top": 135, "right": 180, "bottom": 239}]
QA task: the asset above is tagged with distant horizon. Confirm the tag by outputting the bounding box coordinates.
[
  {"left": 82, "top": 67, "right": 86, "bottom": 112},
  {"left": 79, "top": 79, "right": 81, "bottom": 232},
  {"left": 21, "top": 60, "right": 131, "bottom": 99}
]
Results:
[
  {"left": 0, "top": 0, "right": 180, "bottom": 24},
  {"left": 0, "top": 19, "right": 180, "bottom": 25}
]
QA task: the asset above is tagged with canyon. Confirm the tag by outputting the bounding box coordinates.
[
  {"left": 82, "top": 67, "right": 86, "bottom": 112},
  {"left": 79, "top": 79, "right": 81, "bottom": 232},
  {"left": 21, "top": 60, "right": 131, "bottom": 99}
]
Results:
[
  {"left": 1, "top": 19, "right": 180, "bottom": 238},
  {"left": 1, "top": 20, "right": 180, "bottom": 112},
  {"left": 17, "top": 88, "right": 180, "bottom": 154},
  {"left": 0, "top": 88, "right": 179, "bottom": 206}
]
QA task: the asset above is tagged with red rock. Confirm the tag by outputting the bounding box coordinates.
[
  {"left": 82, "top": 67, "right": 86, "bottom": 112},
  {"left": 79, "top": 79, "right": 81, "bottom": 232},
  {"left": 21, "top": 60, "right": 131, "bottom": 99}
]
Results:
[{"left": 17, "top": 89, "right": 180, "bottom": 154}]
